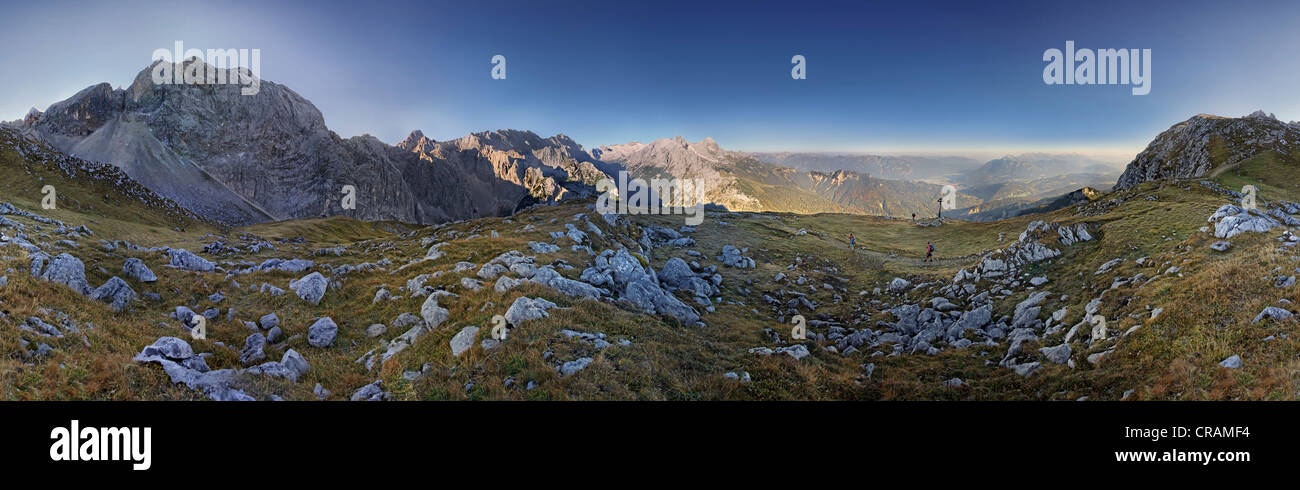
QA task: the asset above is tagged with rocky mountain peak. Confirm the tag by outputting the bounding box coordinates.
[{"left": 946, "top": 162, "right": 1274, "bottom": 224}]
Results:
[
  {"left": 1246, "top": 109, "right": 1278, "bottom": 121},
  {"left": 397, "top": 130, "right": 432, "bottom": 151},
  {"left": 1115, "top": 111, "right": 1299, "bottom": 189}
]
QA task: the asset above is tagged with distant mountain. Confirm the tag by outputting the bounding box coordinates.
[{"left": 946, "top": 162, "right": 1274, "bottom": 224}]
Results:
[
  {"left": 20, "top": 58, "right": 608, "bottom": 226},
  {"left": 596, "top": 136, "right": 979, "bottom": 218},
  {"left": 1115, "top": 111, "right": 1300, "bottom": 189},
  {"left": 959, "top": 153, "right": 1123, "bottom": 187},
  {"left": 595, "top": 136, "right": 760, "bottom": 210},
  {"left": 750, "top": 152, "right": 982, "bottom": 181}
]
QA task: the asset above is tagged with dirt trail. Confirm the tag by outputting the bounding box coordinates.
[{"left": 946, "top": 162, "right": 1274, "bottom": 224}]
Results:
[
  {"left": 848, "top": 246, "right": 976, "bottom": 267},
  {"left": 825, "top": 234, "right": 979, "bottom": 267}
]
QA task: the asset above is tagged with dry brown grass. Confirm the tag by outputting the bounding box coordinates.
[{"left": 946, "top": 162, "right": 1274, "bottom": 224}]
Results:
[{"left": 4, "top": 157, "right": 1300, "bottom": 401}]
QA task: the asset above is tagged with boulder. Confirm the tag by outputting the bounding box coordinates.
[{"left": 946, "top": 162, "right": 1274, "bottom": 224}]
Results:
[
  {"left": 1039, "top": 343, "right": 1071, "bottom": 364},
  {"left": 259, "top": 313, "right": 280, "bottom": 330},
  {"left": 1252, "top": 306, "right": 1293, "bottom": 323},
  {"left": 1219, "top": 355, "right": 1242, "bottom": 369},
  {"left": 477, "top": 263, "right": 508, "bottom": 280},
  {"left": 239, "top": 333, "right": 266, "bottom": 365},
  {"left": 281, "top": 349, "right": 310, "bottom": 381},
  {"left": 290, "top": 272, "right": 328, "bottom": 304},
  {"left": 33, "top": 252, "right": 92, "bottom": 294},
  {"left": 1209, "top": 204, "right": 1279, "bottom": 239},
  {"left": 167, "top": 249, "right": 215, "bottom": 272},
  {"left": 136, "top": 337, "right": 194, "bottom": 360},
  {"left": 557, "top": 357, "right": 593, "bottom": 377},
  {"left": 717, "top": 245, "right": 755, "bottom": 268},
  {"left": 527, "top": 267, "right": 606, "bottom": 300},
  {"left": 624, "top": 276, "right": 699, "bottom": 325},
  {"left": 504, "top": 296, "right": 558, "bottom": 325},
  {"left": 887, "top": 277, "right": 911, "bottom": 293},
  {"left": 122, "top": 258, "right": 157, "bottom": 282},
  {"left": 450, "top": 326, "right": 479, "bottom": 357},
  {"left": 89, "top": 276, "right": 137, "bottom": 311},
  {"left": 420, "top": 294, "right": 450, "bottom": 328},
  {"left": 494, "top": 275, "right": 522, "bottom": 293},
  {"left": 351, "top": 380, "right": 390, "bottom": 401},
  {"left": 307, "top": 317, "right": 338, "bottom": 347},
  {"left": 529, "top": 241, "right": 560, "bottom": 254}
]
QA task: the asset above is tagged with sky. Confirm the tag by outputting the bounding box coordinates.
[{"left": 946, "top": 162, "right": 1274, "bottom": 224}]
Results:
[{"left": 1, "top": 0, "right": 1297, "bottom": 159}]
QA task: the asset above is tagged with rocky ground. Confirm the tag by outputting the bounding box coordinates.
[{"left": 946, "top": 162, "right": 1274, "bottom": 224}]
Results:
[{"left": 4, "top": 125, "right": 1300, "bottom": 400}]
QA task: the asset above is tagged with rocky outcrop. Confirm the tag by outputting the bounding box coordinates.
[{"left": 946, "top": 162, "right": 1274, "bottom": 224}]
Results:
[
  {"left": 949, "top": 220, "right": 1092, "bottom": 295},
  {"left": 1208, "top": 204, "right": 1279, "bottom": 239},
  {"left": 580, "top": 249, "right": 701, "bottom": 325}
]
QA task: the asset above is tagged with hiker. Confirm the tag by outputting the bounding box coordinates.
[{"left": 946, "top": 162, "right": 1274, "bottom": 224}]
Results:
[
  {"left": 911, "top": 213, "right": 916, "bottom": 223},
  {"left": 925, "top": 242, "right": 934, "bottom": 262},
  {"left": 849, "top": 233, "right": 856, "bottom": 250}
]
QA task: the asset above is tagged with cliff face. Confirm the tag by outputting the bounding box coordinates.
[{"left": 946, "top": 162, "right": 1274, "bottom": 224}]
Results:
[
  {"left": 22, "top": 59, "right": 608, "bottom": 226},
  {"left": 1115, "top": 111, "right": 1300, "bottom": 190}
]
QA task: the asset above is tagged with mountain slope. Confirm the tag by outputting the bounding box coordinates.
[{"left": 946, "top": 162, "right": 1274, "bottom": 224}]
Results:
[{"left": 0, "top": 125, "right": 204, "bottom": 231}]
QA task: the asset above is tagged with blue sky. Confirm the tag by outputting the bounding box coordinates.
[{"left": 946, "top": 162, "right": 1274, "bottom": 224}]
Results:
[{"left": 2, "top": 0, "right": 1297, "bottom": 158}]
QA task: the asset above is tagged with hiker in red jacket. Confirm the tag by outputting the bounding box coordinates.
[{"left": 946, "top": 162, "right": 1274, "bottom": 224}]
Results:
[{"left": 925, "top": 242, "right": 934, "bottom": 262}]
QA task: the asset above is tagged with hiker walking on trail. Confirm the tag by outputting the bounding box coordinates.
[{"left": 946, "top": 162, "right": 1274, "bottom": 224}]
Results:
[
  {"left": 849, "top": 233, "right": 856, "bottom": 250},
  {"left": 925, "top": 241, "right": 934, "bottom": 262},
  {"left": 911, "top": 213, "right": 916, "bottom": 223}
]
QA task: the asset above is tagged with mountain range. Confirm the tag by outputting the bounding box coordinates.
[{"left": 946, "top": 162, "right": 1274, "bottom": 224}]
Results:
[
  {"left": 596, "top": 136, "right": 981, "bottom": 218},
  {"left": 10, "top": 58, "right": 1297, "bottom": 229},
  {"left": 750, "top": 152, "right": 982, "bottom": 181},
  {"left": 957, "top": 153, "right": 1122, "bottom": 187},
  {"left": 18, "top": 59, "right": 606, "bottom": 226}
]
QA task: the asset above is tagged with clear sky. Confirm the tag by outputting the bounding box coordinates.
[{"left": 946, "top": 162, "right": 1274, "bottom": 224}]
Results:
[{"left": 2, "top": 0, "right": 1297, "bottom": 158}]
